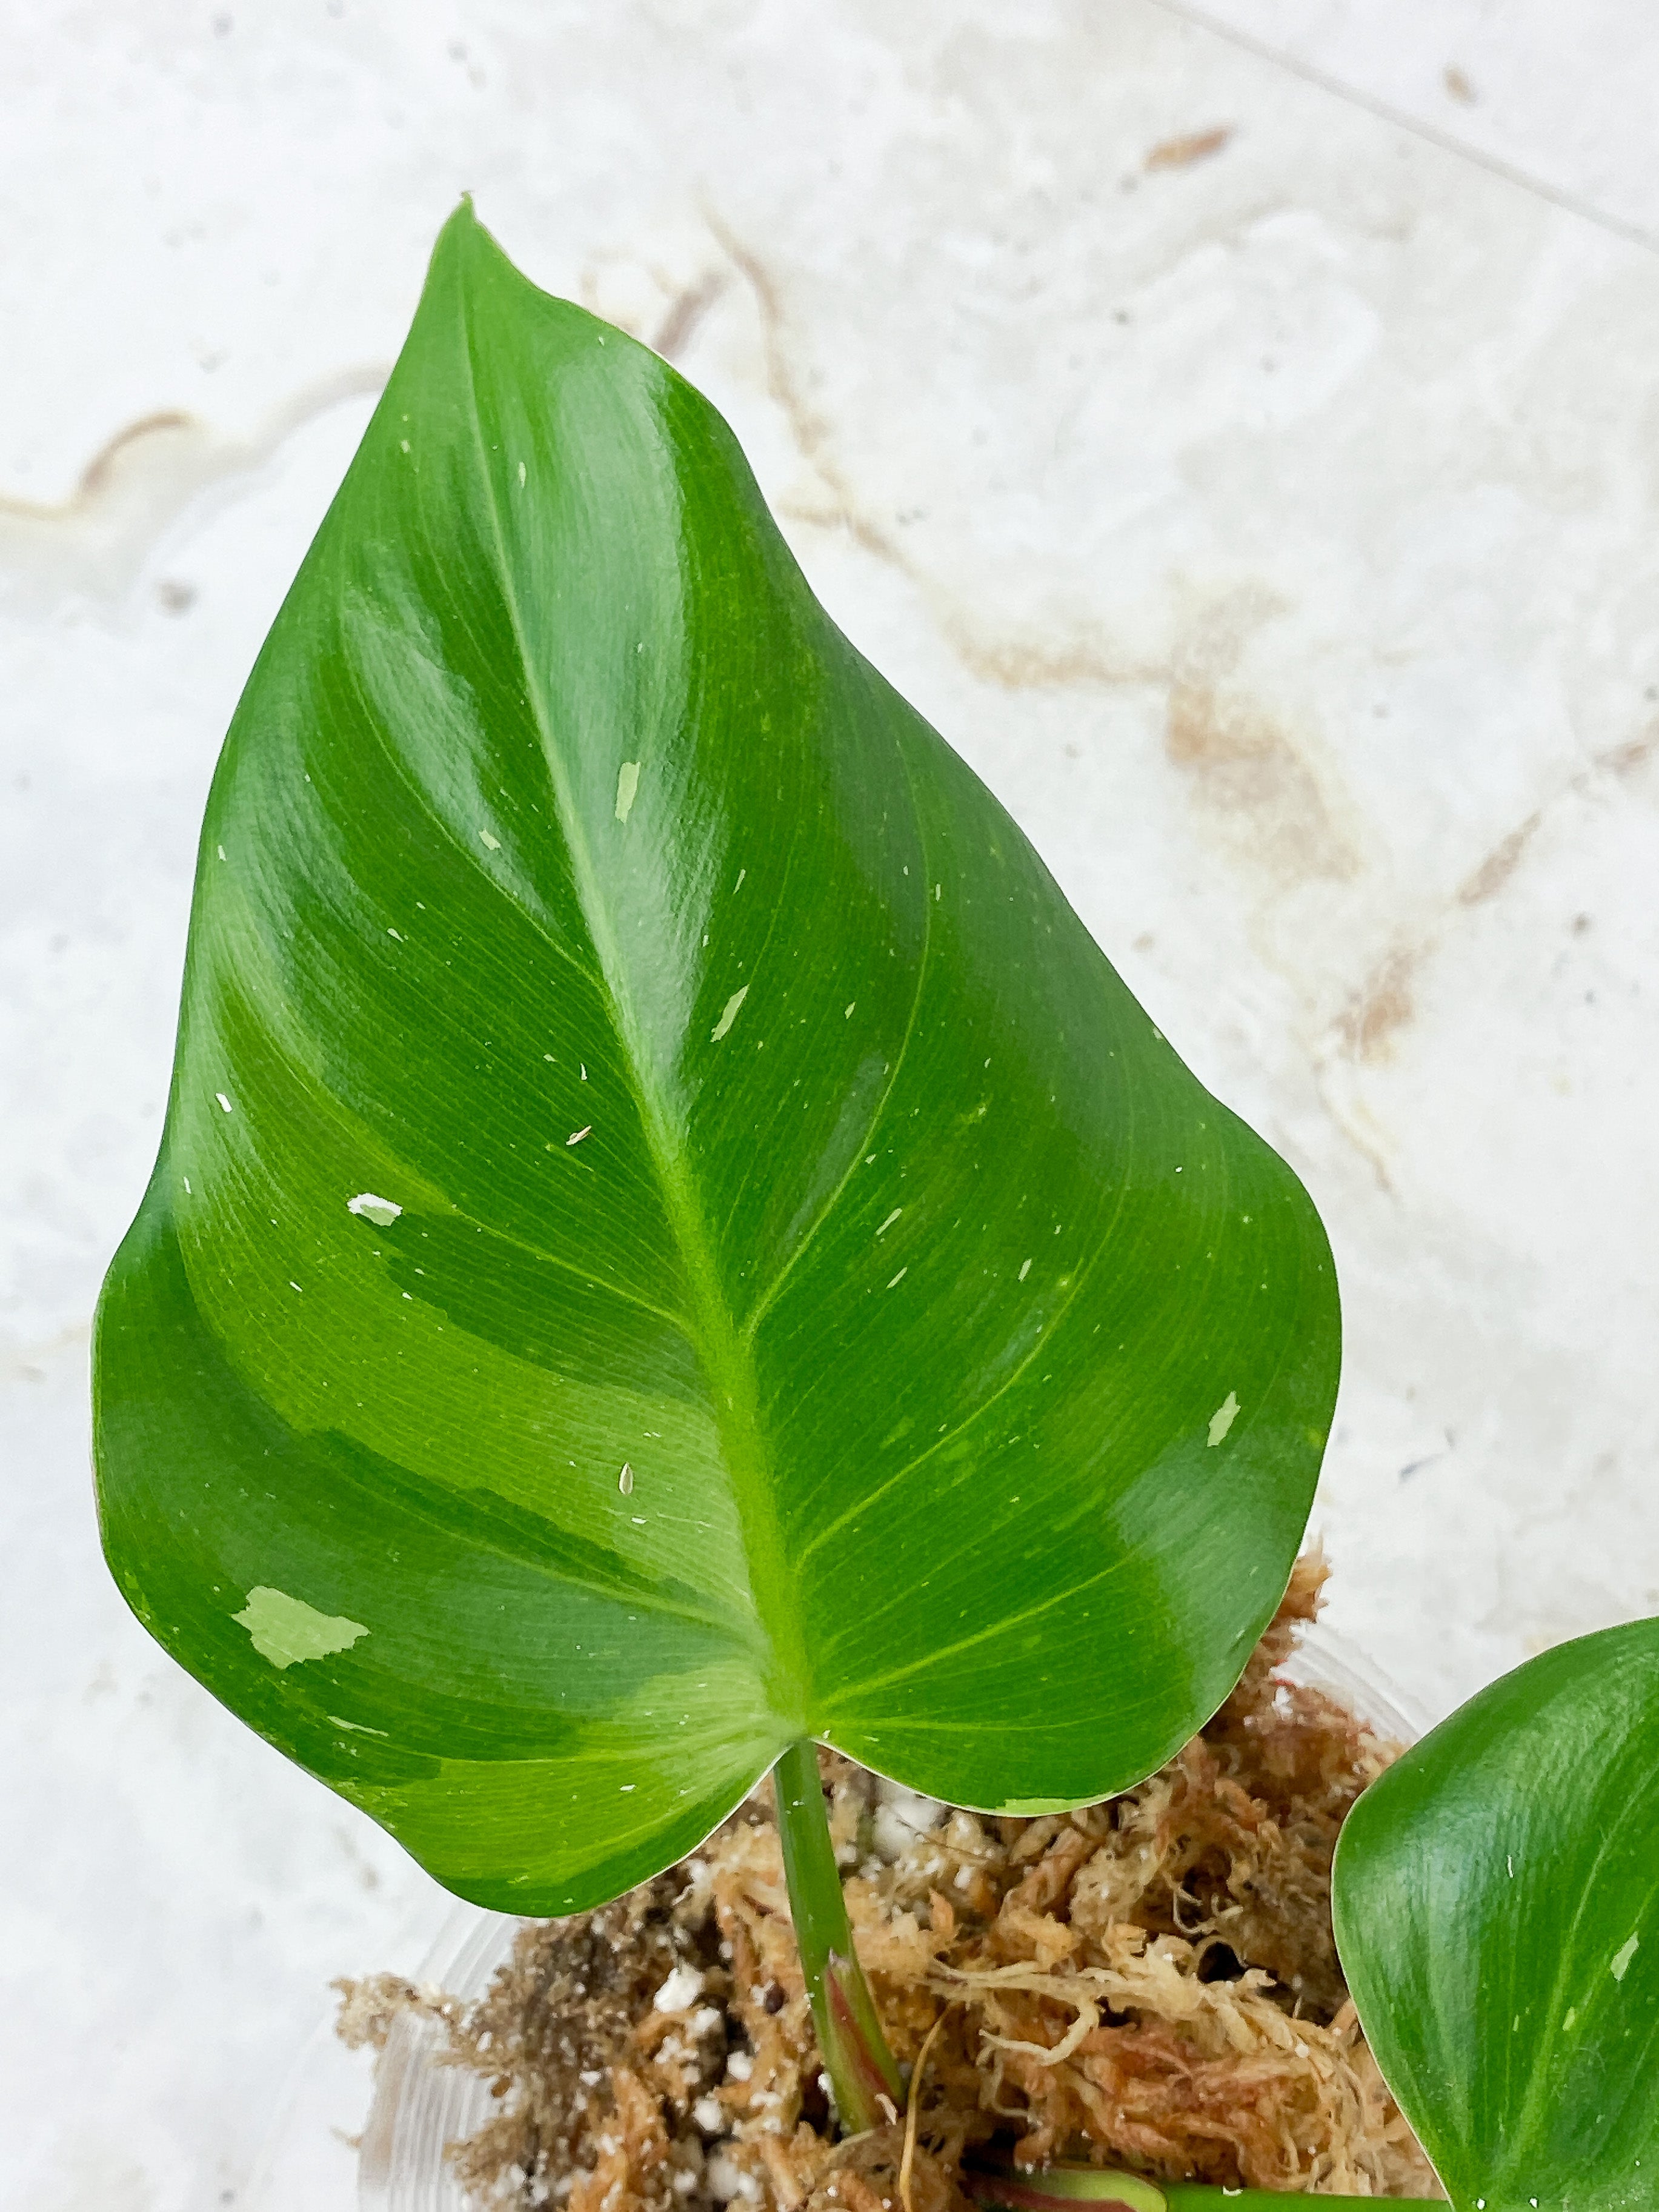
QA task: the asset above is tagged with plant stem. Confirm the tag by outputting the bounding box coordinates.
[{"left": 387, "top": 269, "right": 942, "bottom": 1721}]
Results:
[
  {"left": 773, "top": 1736, "right": 906, "bottom": 2133},
  {"left": 768, "top": 1768, "right": 1452, "bottom": 2203}
]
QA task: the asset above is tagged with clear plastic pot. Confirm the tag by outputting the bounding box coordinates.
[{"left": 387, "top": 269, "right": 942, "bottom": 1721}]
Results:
[{"left": 357, "top": 1906, "right": 524, "bottom": 2211}]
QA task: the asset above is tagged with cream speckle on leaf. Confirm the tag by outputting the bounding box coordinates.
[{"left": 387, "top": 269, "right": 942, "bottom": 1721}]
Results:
[
  {"left": 233, "top": 1586, "right": 368, "bottom": 1670},
  {"left": 614, "top": 760, "right": 640, "bottom": 823},
  {"left": 711, "top": 985, "right": 749, "bottom": 1042},
  {"left": 1208, "top": 1392, "right": 1241, "bottom": 1447},
  {"left": 1612, "top": 1933, "right": 1640, "bottom": 1981}
]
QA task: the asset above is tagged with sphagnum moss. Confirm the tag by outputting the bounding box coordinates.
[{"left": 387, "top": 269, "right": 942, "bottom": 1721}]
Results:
[{"left": 339, "top": 1560, "right": 1440, "bottom": 2212}]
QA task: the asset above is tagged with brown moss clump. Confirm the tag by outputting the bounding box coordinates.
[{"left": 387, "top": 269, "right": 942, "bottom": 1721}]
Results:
[{"left": 338, "top": 1556, "right": 1440, "bottom": 2210}]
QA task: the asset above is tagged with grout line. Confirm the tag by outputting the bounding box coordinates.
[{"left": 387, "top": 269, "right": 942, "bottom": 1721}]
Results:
[{"left": 1144, "top": 0, "right": 1659, "bottom": 261}]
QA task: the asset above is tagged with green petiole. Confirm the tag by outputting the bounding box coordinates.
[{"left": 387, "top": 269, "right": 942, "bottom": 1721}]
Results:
[
  {"left": 770, "top": 1753, "right": 1449, "bottom": 2203},
  {"left": 771, "top": 1737, "right": 906, "bottom": 2132}
]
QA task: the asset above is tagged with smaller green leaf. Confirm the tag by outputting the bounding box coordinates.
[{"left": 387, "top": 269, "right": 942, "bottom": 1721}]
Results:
[{"left": 1332, "top": 1618, "right": 1659, "bottom": 2212}]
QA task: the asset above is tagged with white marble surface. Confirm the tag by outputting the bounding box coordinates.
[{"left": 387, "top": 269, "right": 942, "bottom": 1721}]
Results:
[
  {"left": 1183, "top": 0, "right": 1659, "bottom": 243},
  {"left": 6, "top": 4, "right": 1659, "bottom": 2207}
]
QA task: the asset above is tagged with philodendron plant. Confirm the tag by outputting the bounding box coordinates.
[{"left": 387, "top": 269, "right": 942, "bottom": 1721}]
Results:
[{"left": 93, "top": 206, "right": 1657, "bottom": 2212}]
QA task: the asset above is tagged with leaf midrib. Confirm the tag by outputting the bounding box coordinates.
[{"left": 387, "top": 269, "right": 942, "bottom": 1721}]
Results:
[{"left": 457, "top": 301, "right": 810, "bottom": 1730}]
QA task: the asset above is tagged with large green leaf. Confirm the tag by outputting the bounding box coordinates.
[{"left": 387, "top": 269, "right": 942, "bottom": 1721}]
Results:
[
  {"left": 93, "top": 204, "right": 1338, "bottom": 1913},
  {"left": 1333, "top": 1619, "right": 1659, "bottom": 2212}
]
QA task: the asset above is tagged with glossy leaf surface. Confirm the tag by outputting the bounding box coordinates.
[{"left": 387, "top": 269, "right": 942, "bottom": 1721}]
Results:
[
  {"left": 1334, "top": 1619, "right": 1659, "bottom": 2212},
  {"left": 94, "top": 205, "right": 1339, "bottom": 1911}
]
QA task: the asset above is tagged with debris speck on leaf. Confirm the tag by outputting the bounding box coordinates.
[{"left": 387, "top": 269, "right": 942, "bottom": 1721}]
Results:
[
  {"left": 348, "top": 1193, "right": 403, "bottom": 1227},
  {"left": 568, "top": 1126, "right": 593, "bottom": 1146}
]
